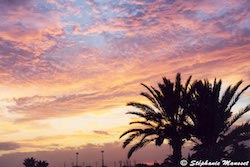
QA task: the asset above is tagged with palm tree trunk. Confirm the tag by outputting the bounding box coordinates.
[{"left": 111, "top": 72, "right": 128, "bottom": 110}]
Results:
[{"left": 172, "top": 140, "right": 182, "bottom": 165}]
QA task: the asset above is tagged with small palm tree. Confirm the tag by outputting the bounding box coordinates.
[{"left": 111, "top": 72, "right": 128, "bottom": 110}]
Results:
[
  {"left": 120, "top": 73, "right": 193, "bottom": 165},
  {"left": 36, "top": 160, "right": 49, "bottom": 167},
  {"left": 189, "top": 79, "right": 250, "bottom": 160},
  {"left": 23, "top": 157, "right": 37, "bottom": 167}
]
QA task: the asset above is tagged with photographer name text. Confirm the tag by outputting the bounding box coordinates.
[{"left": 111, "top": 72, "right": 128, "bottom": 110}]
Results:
[{"left": 189, "top": 160, "right": 249, "bottom": 166}]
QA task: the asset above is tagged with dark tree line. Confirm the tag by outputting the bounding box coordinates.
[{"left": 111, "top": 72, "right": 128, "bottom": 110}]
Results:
[
  {"left": 120, "top": 73, "right": 250, "bottom": 166},
  {"left": 23, "top": 157, "right": 49, "bottom": 167}
]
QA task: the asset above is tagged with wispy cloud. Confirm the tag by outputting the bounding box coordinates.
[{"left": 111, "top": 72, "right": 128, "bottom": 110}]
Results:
[
  {"left": 93, "top": 130, "right": 110, "bottom": 136},
  {"left": 0, "top": 142, "right": 20, "bottom": 151}
]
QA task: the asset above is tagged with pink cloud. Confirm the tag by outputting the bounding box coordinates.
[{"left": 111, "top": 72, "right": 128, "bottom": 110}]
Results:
[{"left": 0, "top": 1, "right": 64, "bottom": 60}]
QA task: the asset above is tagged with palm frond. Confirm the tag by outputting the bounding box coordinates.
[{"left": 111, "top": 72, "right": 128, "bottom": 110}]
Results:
[
  {"left": 120, "top": 128, "right": 144, "bottom": 139},
  {"left": 122, "top": 132, "right": 141, "bottom": 148},
  {"left": 141, "top": 83, "right": 162, "bottom": 110},
  {"left": 127, "top": 102, "right": 156, "bottom": 115},
  {"left": 140, "top": 92, "right": 158, "bottom": 109},
  {"left": 126, "top": 111, "right": 145, "bottom": 117},
  {"left": 125, "top": 128, "right": 158, "bottom": 158},
  {"left": 221, "top": 81, "right": 243, "bottom": 111},
  {"left": 224, "top": 105, "right": 250, "bottom": 133},
  {"left": 155, "top": 136, "right": 165, "bottom": 146},
  {"left": 222, "top": 122, "right": 250, "bottom": 147},
  {"left": 184, "top": 75, "right": 192, "bottom": 93},
  {"left": 174, "top": 73, "right": 181, "bottom": 95},
  {"left": 127, "top": 138, "right": 155, "bottom": 158},
  {"left": 227, "top": 84, "right": 250, "bottom": 112},
  {"left": 126, "top": 110, "right": 160, "bottom": 123},
  {"left": 129, "top": 121, "right": 155, "bottom": 127},
  {"left": 212, "top": 79, "right": 221, "bottom": 103}
]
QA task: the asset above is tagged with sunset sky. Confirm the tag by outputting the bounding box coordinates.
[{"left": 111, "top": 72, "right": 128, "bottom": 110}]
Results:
[{"left": 0, "top": 0, "right": 250, "bottom": 166}]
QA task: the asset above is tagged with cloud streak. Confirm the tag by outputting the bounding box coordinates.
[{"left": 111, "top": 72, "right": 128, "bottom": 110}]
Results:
[{"left": 0, "top": 142, "right": 20, "bottom": 151}]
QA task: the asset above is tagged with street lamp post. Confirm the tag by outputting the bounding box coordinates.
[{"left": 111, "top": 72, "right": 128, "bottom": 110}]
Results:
[
  {"left": 101, "top": 150, "right": 104, "bottom": 167},
  {"left": 76, "top": 152, "right": 79, "bottom": 167}
]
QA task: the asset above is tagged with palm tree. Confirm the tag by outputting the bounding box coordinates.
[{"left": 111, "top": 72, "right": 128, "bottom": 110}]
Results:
[
  {"left": 189, "top": 79, "right": 250, "bottom": 160},
  {"left": 36, "top": 160, "right": 49, "bottom": 167},
  {"left": 23, "top": 157, "right": 37, "bottom": 167},
  {"left": 120, "top": 73, "right": 193, "bottom": 165}
]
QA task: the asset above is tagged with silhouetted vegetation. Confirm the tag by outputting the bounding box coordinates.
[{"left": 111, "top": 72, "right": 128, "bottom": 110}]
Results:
[
  {"left": 120, "top": 73, "right": 194, "bottom": 165},
  {"left": 23, "top": 157, "right": 37, "bottom": 167},
  {"left": 188, "top": 79, "right": 250, "bottom": 160},
  {"left": 227, "top": 143, "right": 250, "bottom": 161},
  {"left": 23, "top": 157, "right": 49, "bottom": 167},
  {"left": 120, "top": 73, "right": 250, "bottom": 165}
]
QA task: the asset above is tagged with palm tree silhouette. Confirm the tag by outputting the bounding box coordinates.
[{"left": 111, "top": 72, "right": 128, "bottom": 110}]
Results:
[
  {"left": 23, "top": 157, "right": 37, "bottom": 167},
  {"left": 23, "top": 157, "right": 50, "bottom": 167},
  {"left": 120, "top": 73, "right": 193, "bottom": 165},
  {"left": 36, "top": 160, "right": 49, "bottom": 167},
  {"left": 189, "top": 79, "right": 250, "bottom": 160}
]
